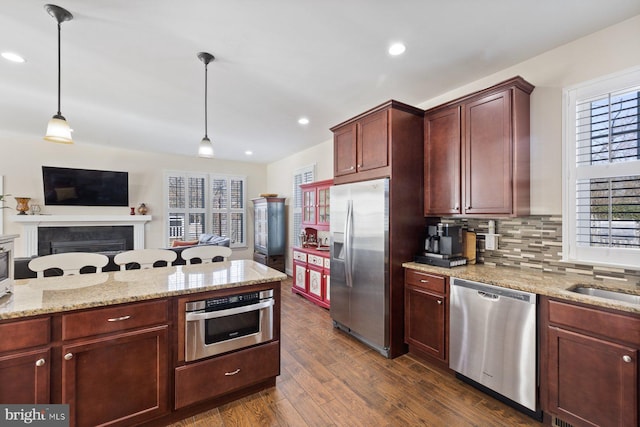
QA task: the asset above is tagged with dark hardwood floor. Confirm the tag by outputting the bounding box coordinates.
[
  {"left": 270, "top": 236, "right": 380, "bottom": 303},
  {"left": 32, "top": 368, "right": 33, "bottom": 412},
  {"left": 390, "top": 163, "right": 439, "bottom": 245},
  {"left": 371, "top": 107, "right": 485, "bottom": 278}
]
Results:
[{"left": 170, "top": 277, "right": 542, "bottom": 426}]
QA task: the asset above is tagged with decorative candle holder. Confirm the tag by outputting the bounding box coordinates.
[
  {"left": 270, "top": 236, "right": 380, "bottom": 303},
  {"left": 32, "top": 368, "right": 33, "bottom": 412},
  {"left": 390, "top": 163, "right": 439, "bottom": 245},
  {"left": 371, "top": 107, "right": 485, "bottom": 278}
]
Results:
[{"left": 15, "top": 197, "right": 31, "bottom": 215}]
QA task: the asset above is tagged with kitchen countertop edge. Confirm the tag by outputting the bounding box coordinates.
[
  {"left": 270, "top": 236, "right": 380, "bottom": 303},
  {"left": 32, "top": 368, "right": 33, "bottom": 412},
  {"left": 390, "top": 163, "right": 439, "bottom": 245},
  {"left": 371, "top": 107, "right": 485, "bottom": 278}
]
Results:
[{"left": 403, "top": 262, "right": 640, "bottom": 315}]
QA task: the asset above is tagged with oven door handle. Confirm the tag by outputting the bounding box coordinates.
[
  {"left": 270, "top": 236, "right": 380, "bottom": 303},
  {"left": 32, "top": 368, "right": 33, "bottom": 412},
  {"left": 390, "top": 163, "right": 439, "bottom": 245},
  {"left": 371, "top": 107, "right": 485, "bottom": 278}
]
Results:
[{"left": 185, "top": 299, "right": 274, "bottom": 321}]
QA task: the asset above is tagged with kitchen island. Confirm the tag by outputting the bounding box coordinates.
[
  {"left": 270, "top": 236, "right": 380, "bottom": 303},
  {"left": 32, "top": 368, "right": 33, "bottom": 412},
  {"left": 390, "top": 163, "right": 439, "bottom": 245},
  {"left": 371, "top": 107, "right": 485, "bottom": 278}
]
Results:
[{"left": 0, "top": 260, "right": 286, "bottom": 427}]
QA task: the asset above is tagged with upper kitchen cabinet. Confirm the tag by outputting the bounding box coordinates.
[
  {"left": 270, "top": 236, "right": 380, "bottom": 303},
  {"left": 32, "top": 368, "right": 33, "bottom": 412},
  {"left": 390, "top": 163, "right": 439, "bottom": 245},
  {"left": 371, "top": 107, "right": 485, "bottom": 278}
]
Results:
[
  {"left": 424, "top": 76, "right": 534, "bottom": 217},
  {"left": 331, "top": 100, "right": 424, "bottom": 185},
  {"left": 301, "top": 179, "right": 333, "bottom": 231}
]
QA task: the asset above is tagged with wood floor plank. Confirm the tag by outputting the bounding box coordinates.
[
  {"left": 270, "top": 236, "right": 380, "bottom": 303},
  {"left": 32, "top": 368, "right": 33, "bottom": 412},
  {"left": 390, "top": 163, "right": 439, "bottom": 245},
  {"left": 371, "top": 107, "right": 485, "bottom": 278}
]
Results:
[{"left": 169, "top": 277, "right": 542, "bottom": 427}]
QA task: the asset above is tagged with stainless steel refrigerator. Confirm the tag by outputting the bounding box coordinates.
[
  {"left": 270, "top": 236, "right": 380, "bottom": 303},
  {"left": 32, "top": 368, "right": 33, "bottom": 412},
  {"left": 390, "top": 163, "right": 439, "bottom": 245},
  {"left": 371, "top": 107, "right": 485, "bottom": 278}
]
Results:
[{"left": 330, "top": 178, "right": 390, "bottom": 357}]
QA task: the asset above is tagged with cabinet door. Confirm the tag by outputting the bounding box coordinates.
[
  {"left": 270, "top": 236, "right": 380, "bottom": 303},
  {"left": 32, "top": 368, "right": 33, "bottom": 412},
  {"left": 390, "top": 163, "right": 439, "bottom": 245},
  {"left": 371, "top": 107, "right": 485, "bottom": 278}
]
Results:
[
  {"left": 357, "top": 109, "right": 389, "bottom": 172},
  {"left": 293, "top": 261, "right": 308, "bottom": 292},
  {"left": 308, "top": 265, "right": 323, "bottom": 300},
  {"left": 0, "top": 348, "right": 50, "bottom": 404},
  {"left": 254, "top": 202, "right": 268, "bottom": 252},
  {"left": 301, "top": 187, "right": 317, "bottom": 226},
  {"left": 62, "top": 326, "right": 169, "bottom": 427},
  {"left": 464, "top": 90, "right": 513, "bottom": 215},
  {"left": 334, "top": 124, "right": 357, "bottom": 177},
  {"left": 424, "top": 107, "right": 461, "bottom": 215},
  {"left": 547, "top": 327, "right": 638, "bottom": 427},
  {"left": 323, "top": 267, "right": 330, "bottom": 304},
  {"left": 316, "top": 184, "right": 331, "bottom": 227},
  {"left": 405, "top": 286, "right": 446, "bottom": 361}
]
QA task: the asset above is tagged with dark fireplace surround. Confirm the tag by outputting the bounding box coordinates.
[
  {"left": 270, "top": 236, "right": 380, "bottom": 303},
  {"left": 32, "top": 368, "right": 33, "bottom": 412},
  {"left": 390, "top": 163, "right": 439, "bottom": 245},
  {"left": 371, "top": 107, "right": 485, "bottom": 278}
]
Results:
[{"left": 37, "top": 226, "right": 134, "bottom": 256}]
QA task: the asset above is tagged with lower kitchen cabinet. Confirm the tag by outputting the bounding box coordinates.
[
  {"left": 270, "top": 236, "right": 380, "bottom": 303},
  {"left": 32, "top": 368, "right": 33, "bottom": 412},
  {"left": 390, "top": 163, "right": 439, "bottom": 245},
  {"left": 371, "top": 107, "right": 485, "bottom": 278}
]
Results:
[
  {"left": 61, "top": 300, "right": 170, "bottom": 427},
  {"left": 404, "top": 269, "right": 448, "bottom": 364},
  {"left": 292, "top": 247, "right": 330, "bottom": 308},
  {"left": 0, "top": 317, "right": 50, "bottom": 404},
  {"left": 175, "top": 340, "right": 280, "bottom": 409},
  {"left": 542, "top": 297, "right": 639, "bottom": 427}
]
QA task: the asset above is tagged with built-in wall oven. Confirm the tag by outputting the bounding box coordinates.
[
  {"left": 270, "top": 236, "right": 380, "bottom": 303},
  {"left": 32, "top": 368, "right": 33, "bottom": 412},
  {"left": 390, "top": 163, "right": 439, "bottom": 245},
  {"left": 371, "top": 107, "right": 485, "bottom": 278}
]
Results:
[{"left": 184, "top": 289, "right": 274, "bottom": 362}]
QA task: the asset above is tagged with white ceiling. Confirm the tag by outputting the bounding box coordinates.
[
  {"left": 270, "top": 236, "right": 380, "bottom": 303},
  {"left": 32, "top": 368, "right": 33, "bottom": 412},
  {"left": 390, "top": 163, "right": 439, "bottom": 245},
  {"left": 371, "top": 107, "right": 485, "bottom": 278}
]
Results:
[{"left": 2, "top": 1, "right": 639, "bottom": 163}]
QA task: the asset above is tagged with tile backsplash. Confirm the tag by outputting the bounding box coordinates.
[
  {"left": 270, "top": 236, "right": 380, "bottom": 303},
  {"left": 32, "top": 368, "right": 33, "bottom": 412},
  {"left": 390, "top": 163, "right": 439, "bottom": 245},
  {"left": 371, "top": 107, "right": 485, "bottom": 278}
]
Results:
[{"left": 440, "top": 216, "right": 640, "bottom": 284}]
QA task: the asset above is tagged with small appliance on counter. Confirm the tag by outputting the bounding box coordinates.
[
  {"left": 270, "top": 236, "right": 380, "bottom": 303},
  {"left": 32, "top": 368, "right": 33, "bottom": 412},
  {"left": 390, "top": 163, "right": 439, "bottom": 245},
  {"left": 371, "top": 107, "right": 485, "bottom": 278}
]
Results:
[{"left": 414, "top": 224, "right": 467, "bottom": 267}]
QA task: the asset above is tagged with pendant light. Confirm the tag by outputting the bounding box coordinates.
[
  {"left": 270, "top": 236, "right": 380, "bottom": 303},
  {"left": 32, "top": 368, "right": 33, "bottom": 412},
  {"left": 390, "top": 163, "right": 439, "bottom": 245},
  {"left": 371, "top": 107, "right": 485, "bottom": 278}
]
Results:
[
  {"left": 44, "top": 4, "right": 73, "bottom": 144},
  {"left": 197, "top": 52, "right": 215, "bottom": 158}
]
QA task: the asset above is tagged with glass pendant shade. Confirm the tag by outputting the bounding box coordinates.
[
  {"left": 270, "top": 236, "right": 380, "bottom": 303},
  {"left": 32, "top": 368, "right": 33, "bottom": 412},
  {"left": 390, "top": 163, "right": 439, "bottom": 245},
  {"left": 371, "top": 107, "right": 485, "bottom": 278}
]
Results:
[
  {"left": 198, "top": 136, "right": 214, "bottom": 158},
  {"left": 44, "top": 114, "right": 72, "bottom": 144}
]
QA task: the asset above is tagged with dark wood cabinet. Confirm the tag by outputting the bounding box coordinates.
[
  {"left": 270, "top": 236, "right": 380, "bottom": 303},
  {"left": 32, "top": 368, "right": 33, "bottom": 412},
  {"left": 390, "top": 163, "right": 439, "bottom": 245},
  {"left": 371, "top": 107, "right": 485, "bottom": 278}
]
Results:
[
  {"left": 331, "top": 100, "right": 423, "bottom": 185},
  {"left": 0, "top": 317, "right": 50, "bottom": 404},
  {"left": 424, "top": 106, "right": 461, "bottom": 215},
  {"left": 61, "top": 300, "right": 169, "bottom": 427},
  {"left": 424, "top": 76, "right": 534, "bottom": 217},
  {"left": 541, "top": 297, "right": 639, "bottom": 427},
  {"left": 404, "top": 269, "right": 448, "bottom": 363},
  {"left": 252, "top": 197, "right": 286, "bottom": 272}
]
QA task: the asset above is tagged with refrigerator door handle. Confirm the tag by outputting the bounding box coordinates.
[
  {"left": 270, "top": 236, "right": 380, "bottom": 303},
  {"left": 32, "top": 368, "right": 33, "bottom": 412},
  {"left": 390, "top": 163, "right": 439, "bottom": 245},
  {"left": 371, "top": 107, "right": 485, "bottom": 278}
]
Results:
[{"left": 344, "top": 199, "right": 353, "bottom": 288}]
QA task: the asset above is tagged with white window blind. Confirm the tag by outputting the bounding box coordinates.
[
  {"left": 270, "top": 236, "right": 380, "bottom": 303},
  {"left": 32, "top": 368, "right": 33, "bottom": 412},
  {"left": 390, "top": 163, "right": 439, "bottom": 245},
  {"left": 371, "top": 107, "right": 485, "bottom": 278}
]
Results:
[
  {"left": 292, "top": 165, "right": 315, "bottom": 247},
  {"left": 165, "top": 171, "right": 246, "bottom": 248},
  {"left": 564, "top": 67, "right": 640, "bottom": 267}
]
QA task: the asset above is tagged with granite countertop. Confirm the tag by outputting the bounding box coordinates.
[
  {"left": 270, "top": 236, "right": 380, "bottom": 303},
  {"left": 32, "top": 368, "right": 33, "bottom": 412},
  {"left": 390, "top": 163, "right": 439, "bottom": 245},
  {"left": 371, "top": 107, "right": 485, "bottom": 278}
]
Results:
[
  {"left": 0, "top": 260, "right": 287, "bottom": 320},
  {"left": 403, "top": 262, "right": 640, "bottom": 315}
]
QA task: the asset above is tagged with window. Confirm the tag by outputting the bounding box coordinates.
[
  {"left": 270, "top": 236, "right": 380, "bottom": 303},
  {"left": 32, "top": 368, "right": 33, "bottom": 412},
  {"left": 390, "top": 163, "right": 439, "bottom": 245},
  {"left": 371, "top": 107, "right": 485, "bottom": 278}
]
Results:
[
  {"left": 292, "top": 165, "right": 315, "bottom": 247},
  {"left": 165, "top": 171, "right": 246, "bottom": 248},
  {"left": 563, "top": 67, "right": 640, "bottom": 267}
]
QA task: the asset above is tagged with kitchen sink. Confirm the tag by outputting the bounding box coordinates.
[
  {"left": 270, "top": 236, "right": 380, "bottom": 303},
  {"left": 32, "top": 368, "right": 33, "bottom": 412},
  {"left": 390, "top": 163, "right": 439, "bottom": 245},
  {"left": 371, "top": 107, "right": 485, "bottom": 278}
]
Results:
[{"left": 570, "top": 286, "right": 640, "bottom": 305}]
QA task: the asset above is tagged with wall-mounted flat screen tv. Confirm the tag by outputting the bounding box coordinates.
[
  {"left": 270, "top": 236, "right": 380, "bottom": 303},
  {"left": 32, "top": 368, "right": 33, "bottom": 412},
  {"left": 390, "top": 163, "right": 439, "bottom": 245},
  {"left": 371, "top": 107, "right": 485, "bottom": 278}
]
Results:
[{"left": 42, "top": 166, "right": 129, "bottom": 206}]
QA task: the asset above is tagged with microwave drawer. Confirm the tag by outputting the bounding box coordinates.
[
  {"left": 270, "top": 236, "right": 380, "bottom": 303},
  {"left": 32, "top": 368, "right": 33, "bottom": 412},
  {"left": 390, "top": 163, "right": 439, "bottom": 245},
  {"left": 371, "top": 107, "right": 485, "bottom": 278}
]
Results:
[
  {"left": 174, "top": 340, "right": 279, "bottom": 409},
  {"left": 62, "top": 300, "right": 169, "bottom": 341}
]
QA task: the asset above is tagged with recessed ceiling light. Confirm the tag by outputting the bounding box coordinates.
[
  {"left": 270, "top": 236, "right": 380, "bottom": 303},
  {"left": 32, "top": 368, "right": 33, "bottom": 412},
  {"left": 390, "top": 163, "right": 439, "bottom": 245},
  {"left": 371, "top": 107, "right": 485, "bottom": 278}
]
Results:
[
  {"left": 388, "top": 43, "right": 406, "bottom": 56},
  {"left": 298, "top": 117, "right": 309, "bottom": 125},
  {"left": 245, "top": 150, "right": 253, "bottom": 156},
  {"left": 1, "top": 52, "right": 26, "bottom": 63}
]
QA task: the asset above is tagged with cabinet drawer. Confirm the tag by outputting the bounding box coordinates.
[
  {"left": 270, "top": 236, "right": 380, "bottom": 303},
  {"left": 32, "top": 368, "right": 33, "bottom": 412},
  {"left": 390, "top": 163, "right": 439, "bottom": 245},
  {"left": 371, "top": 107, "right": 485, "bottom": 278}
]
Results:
[
  {"left": 405, "top": 270, "right": 446, "bottom": 294},
  {"left": 293, "top": 251, "right": 307, "bottom": 262},
  {"left": 0, "top": 317, "right": 50, "bottom": 353},
  {"left": 548, "top": 299, "right": 640, "bottom": 346},
  {"left": 308, "top": 254, "right": 324, "bottom": 267},
  {"left": 174, "top": 340, "right": 279, "bottom": 409},
  {"left": 62, "top": 300, "right": 168, "bottom": 341}
]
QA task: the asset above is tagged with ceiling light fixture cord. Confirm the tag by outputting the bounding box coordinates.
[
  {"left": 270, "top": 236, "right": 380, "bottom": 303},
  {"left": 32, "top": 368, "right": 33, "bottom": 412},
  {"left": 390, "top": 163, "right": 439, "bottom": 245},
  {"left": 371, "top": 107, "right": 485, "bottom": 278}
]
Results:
[
  {"left": 56, "top": 20, "right": 62, "bottom": 116},
  {"left": 204, "top": 59, "right": 208, "bottom": 138}
]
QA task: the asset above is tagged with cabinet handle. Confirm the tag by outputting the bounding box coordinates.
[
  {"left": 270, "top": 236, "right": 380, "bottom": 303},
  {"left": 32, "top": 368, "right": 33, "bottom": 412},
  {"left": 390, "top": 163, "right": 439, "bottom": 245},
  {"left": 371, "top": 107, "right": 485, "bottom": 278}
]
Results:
[
  {"left": 107, "top": 315, "right": 131, "bottom": 322},
  {"left": 466, "top": 205, "right": 471, "bottom": 210},
  {"left": 420, "top": 279, "right": 428, "bottom": 283},
  {"left": 224, "top": 368, "right": 241, "bottom": 376},
  {"left": 349, "top": 166, "right": 355, "bottom": 170},
  {"left": 35, "top": 358, "right": 46, "bottom": 367},
  {"left": 437, "top": 300, "right": 442, "bottom": 305},
  {"left": 623, "top": 355, "right": 632, "bottom": 363},
  {"left": 64, "top": 353, "right": 73, "bottom": 361}
]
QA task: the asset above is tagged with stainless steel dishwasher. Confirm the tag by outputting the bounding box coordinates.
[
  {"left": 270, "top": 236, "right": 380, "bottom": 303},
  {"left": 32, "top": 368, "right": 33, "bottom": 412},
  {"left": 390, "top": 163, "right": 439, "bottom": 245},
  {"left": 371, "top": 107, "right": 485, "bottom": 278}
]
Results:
[{"left": 449, "top": 277, "right": 539, "bottom": 418}]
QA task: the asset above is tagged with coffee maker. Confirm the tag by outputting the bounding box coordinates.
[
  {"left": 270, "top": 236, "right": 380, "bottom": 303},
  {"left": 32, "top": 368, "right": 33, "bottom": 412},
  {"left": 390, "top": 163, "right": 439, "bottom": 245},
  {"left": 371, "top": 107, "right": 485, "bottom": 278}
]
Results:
[
  {"left": 425, "top": 223, "right": 462, "bottom": 256},
  {"left": 418, "top": 223, "right": 466, "bottom": 267}
]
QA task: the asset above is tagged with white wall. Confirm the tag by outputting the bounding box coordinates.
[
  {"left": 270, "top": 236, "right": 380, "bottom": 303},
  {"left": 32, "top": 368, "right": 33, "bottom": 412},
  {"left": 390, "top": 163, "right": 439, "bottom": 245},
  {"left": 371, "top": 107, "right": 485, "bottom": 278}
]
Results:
[{"left": 0, "top": 132, "right": 268, "bottom": 258}]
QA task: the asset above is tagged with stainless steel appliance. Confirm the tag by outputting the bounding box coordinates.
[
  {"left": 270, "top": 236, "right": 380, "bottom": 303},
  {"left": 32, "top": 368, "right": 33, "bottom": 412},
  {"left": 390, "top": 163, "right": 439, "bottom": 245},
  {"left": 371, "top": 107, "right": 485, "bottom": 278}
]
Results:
[
  {"left": 449, "top": 278, "right": 540, "bottom": 418},
  {"left": 0, "top": 235, "right": 17, "bottom": 299},
  {"left": 415, "top": 223, "right": 466, "bottom": 267},
  {"left": 184, "top": 289, "right": 274, "bottom": 362},
  {"left": 330, "top": 178, "right": 390, "bottom": 357}
]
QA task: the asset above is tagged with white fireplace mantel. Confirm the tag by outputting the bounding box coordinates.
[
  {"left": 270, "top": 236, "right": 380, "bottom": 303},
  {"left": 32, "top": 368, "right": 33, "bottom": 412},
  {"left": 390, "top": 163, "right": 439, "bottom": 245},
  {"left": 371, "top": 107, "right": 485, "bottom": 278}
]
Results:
[{"left": 11, "top": 215, "right": 152, "bottom": 257}]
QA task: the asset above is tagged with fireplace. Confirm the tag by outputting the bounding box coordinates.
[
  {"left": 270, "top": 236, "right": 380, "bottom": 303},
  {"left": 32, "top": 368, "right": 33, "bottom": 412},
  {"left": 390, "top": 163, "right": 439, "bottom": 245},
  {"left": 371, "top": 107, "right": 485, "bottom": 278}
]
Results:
[
  {"left": 11, "top": 215, "right": 151, "bottom": 257},
  {"left": 39, "top": 226, "right": 133, "bottom": 256}
]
